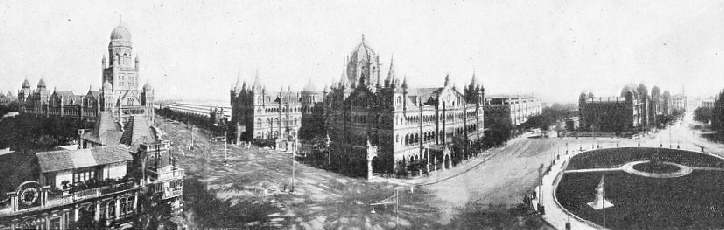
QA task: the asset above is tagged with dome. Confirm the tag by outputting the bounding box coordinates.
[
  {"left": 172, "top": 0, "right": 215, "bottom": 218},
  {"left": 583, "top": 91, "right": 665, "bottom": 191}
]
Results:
[
  {"left": 349, "top": 35, "right": 376, "bottom": 65},
  {"left": 302, "top": 79, "right": 317, "bottom": 92},
  {"left": 143, "top": 82, "right": 153, "bottom": 91},
  {"left": 22, "top": 79, "right": 30, "bottom": 88},
  {"left": 110, "top": 25, "right": 132, "bottom": 41},
  {"left": 620, "top": 83, "right": 638, "bottom": 97}
]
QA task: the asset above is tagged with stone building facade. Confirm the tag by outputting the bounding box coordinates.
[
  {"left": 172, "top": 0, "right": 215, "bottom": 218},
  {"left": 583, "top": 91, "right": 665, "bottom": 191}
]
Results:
[
  {"left": 578, "top": 85, "right": 649, "bottom": 132},
  {"left": 17, "top": 25, "right": 155, "bottom": 125},
  {"left": 231, "top": 36, "right": 486, "bottom": 176},
  {"left": 1, "top": 24, "right": 182, "bottom": 229},
  {"left": 483, "top": 95, "right": 542, "bottom": 126},
  {"left": 230, "top": 70, "right": 325, "bottom": 150}
]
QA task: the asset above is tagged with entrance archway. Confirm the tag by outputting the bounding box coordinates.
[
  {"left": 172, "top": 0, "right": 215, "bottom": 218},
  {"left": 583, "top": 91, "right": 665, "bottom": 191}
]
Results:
[{"left": 372, "top": 156, "right": 381, "bottom": 174}]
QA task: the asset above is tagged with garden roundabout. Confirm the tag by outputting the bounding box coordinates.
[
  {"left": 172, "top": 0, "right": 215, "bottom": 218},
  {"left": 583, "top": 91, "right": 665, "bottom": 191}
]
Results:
[{"left": 555, "top": 147, "right": 724, "bottom": 229}]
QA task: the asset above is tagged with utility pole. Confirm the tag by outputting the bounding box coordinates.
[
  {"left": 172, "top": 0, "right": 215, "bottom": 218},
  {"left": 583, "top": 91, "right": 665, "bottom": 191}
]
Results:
[
  {"left": 395, "top": 187, "right": 400, "bottom": 228},
  {"left": 224, "top": 130, "right": 228, "bottom": 166},
  {"left": 291, "top": 129, "right": 298, "bottom": 193},
  {"left": 669, "top": 126, "right": 672, "bottom": 148},
  {"left": 190, "top": 125, "right": 194, "bottom": 150}
]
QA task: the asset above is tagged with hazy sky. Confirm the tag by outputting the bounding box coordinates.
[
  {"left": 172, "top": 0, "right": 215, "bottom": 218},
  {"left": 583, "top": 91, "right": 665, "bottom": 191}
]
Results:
[{"left": 1, "top": 1, "right": 723, "bottom": 104}]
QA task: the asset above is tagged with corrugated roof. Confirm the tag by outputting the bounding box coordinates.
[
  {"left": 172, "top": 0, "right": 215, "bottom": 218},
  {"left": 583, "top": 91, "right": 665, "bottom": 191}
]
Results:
[{"left": 36, "top": 145, "right": 132, "bottom": 173}]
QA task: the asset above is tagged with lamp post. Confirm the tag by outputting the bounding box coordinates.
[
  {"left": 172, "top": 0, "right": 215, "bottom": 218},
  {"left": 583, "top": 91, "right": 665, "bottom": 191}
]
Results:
[
  {"left": 223, "top": 130, "right": 228, "bottom": 166},
  {"left": 189, "top": 125, "right": 194, "bottom": 150},
  {"left": 291, "top": 128, "right": 298, "bottom": 193},
  {"left": 669, "top": 126, "right": 672, "bottom": 148}
]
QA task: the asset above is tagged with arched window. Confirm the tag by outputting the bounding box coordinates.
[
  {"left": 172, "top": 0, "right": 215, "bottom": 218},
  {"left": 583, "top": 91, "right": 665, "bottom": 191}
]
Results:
[
  {"left": 257, "top": 118, "right": 262, "bottom": 127},
  {"left": 396, "top": 134, "right": 399, "bottom": 143}
]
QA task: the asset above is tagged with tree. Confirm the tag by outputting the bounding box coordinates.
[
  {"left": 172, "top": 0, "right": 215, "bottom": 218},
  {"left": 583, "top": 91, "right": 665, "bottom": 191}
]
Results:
[
  {"left": 694, "top": 107, "right": 712, "bottom": 124},
  {"left": 712, "top": 90, "right": 724, "bottom": 132},
  {"left": 484, "top": 116, "right": 514, "bottom": 148}
]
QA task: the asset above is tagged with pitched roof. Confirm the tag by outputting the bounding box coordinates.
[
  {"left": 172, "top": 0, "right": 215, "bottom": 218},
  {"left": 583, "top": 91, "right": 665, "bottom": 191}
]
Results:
[
  {"left": 87, "top": 91, "right": 101, "bottom": 99},
  {"left": 36, "top": 145, "right": 132, "bottom": 173},
  {"left": 82, "top": 112, "right": 123, "bottom": 145},
  {"left": 54, "top": 91, "right": 74, "bottom": 98}
]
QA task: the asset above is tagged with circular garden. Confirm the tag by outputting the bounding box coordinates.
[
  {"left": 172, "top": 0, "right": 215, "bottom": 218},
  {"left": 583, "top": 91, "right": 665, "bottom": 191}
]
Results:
[{"left": 556, "top": 147, "right": 724, "bottom": 229}]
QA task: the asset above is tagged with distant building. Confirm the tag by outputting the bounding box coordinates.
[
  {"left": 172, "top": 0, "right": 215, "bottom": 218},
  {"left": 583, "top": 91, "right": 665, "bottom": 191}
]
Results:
[
  {"left": 565, "top": 117, "right": 580, "bottom": 131},
  {"left": 0, "top": 91, "right": 16, "bottom": 106},
  {"left": 483, "top": 95, "right": 542, "bottom": 126},
  {"left": 671, "top": 94, "right": 687, "bottom": 112},
  {"left": 17, "top": 25, "right": 155, "bottom": 125},
  {"left": 578, "top": 84, "right": 652, "bottom": 132},
  {"left": 230, "top": 70, "right": 324, "bottom": 150},
  {"left": 702, "top": 97, "right": 715, "bottom": 108}
]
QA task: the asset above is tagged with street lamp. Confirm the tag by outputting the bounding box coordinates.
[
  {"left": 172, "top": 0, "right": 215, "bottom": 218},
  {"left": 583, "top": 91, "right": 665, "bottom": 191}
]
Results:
[{"left": 291, "top": 128, "right": 298, "bottom": 193}]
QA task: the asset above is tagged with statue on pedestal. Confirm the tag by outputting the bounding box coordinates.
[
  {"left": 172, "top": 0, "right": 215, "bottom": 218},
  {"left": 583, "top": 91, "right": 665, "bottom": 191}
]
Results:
[{"left": 587, "top": 175, "right": 613, "bottom": 209}]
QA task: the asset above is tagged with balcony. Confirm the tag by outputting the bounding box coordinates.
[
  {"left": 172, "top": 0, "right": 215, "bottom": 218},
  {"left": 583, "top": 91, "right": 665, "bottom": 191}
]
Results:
[{"left": 0, "top": 181, "right": 138, "bottom": 217}]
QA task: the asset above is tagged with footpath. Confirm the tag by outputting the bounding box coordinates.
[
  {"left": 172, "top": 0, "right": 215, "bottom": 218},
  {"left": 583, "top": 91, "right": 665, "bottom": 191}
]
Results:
[{"left": 532, "top": 149, "right": 603, "bottom": 230}]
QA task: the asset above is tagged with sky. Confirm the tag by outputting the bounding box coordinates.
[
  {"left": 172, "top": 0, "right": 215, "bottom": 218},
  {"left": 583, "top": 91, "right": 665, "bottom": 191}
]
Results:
[{"left": 1, "top": 0, "right": 723, "bottom": 105}]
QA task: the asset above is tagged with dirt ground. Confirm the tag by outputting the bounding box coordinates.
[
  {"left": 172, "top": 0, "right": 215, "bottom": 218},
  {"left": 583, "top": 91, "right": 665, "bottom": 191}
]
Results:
[{"left": 159, "top": 117, "right": 668, "bottom": 229}]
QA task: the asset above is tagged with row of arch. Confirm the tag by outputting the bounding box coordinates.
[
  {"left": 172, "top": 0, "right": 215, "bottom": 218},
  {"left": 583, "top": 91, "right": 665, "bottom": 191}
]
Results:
[
  {"left": 397, "top": 124, "right": 479, "bottom": 147},
  {"left": 256, "top": 117, "right": 300, "bottom": 128}
]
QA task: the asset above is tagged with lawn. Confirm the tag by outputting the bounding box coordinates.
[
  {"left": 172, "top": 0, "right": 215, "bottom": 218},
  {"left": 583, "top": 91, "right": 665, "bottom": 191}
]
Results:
[
  {"left": 566, "top": 147, "right": 724, "bottom": 170},
  {"left": 556, "top": 171, "right": 724, "bottom": 229}
]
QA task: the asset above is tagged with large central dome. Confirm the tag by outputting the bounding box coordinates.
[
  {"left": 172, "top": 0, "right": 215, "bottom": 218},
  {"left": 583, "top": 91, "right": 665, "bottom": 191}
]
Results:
[
  {"left": 110, "top": 25, "right": 131, "bottom": 41},
  {"left": 350, "top": 35, "right": 376, "bottom": 64}
]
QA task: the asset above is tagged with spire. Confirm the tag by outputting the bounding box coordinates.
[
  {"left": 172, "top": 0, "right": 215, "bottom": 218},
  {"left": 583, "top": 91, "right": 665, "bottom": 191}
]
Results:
[
  {"left": 401, "top": 75, "right": 408, "bottom": 89},
  {"left": 241, "top": 80, "right": 247, "bottom": 91},
  {"left": 470, "top": 70, "right": 477, "bottom": 87},
  {"left": 386, "top": 55, "right": 395, "bottom": 83},
  {"left": 252, "top": 69, "right": 262, "bottom": 90},
  {"left": 340, "top": 68, "right": 349, "bottom": 88},
  {"left": 89, "top": 84, "right": 93, "bottom": 92},
  {"left": 233, "top": 71, "right": 241, "bottom": 91}
]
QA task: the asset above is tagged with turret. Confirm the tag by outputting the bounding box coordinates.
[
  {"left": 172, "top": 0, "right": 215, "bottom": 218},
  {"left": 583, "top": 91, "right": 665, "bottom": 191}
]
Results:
[{"left": 385, "top": 56, "right": 394, "bottom": 88}]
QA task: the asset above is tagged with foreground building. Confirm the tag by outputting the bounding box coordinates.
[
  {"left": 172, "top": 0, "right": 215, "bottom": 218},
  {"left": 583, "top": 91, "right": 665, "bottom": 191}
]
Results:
[
  {"left": 1, "top": 24, "right": 183, "bottom": 229},
  {"left": 483, "top": 94, "right": 542, "bottom": 126},
  {"left": 231, "top": 36, "right": 486, "bottom": 176}
]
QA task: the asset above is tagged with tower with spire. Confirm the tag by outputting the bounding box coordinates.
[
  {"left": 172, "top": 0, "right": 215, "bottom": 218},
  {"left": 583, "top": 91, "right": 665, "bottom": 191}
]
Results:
[{"left": 323, "top": 36, "right": 486, "bottom": 177}]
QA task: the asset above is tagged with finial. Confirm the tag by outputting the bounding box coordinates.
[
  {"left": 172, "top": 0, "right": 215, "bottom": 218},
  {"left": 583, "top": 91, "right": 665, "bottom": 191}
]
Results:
[{"left": 362, "top": 34, "right": 365, "bottom": 43}]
